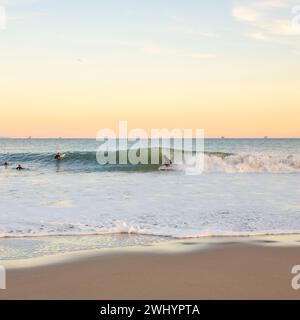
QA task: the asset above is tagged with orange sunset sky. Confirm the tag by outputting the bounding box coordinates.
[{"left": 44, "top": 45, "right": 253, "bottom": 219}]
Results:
[{"left": 0, "top": 0, "right": 300, "bottom": 138}]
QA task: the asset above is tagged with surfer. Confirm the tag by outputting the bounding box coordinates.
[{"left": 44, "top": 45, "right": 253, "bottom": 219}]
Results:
[
  {"left": 164, "top": 156, "right": 172, "bottom": 167},
  {"left": 3, "top": 161, "right": 9, "bottom": 167},
  {"left": 54, "top": 152, "right": 63, "bottom": 160},
  {"left": 165, "top": 160, "right": 172, "bottom": 167},
  {"left": 159, "top": 156, "right": 173, "bottom": 171},
  {"left": 16, "top": 164, "right": 24, "bottom": 170}
]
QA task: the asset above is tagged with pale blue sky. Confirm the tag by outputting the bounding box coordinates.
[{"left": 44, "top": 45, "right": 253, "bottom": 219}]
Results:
[{"left": 2, "top": 0, "right": 299, "bottom": 61}]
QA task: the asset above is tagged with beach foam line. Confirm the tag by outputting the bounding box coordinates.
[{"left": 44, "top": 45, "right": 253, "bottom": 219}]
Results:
[{"left": 1, "top": 226, "right": 300, "bottom": 240}]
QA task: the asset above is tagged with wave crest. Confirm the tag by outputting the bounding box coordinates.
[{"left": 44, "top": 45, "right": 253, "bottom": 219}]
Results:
[{"left": 204, "top": 153, "right": 300, "bottom": 173}]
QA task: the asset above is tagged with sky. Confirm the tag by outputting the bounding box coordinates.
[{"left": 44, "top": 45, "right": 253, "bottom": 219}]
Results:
[{"left": 0, "top": 0, "right": 300, "bottom": 138}]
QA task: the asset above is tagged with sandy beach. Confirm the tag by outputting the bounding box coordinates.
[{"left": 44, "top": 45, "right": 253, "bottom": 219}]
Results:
[{"left": 1, "top": 241, "right": 300, "bottom": 300}]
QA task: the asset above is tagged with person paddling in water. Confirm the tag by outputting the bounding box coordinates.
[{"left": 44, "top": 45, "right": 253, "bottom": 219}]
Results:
[{"left": 16, "top": 164, "right": 24, "bottom": 170}]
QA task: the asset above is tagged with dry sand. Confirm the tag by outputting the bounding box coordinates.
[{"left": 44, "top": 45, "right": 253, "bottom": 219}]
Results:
[{"left": 0, "top": 243, "right": 300, "bottom": 300}]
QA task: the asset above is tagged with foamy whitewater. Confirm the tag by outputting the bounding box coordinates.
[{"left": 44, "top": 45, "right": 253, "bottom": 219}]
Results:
[{"left": 1, "top": 139, "right": 300, "bottom": 249}]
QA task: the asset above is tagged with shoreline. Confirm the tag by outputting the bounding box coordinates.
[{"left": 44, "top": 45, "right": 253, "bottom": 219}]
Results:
[
  {"left": 1, "top": 233, "right": 300, "bottom": 267},
  {"left": 0, "top": 236, "right": 300, "bottom": 299}
]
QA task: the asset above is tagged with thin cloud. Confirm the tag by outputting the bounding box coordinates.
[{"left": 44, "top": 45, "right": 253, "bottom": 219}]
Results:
[
  {"left": 253, "top": 0, "right": 291, "bottom": 8},
  {"left": 111, "top": 41, "right": 162, "bottom": 55},
  {"left": 113, "top": 41, "right": 216, "bottom": 59},
  {"left": 232, "top": 0, "right": 300, "bottom": 40},
  {"left": 177, "top": 53, "right": 217, "bottom": 59},
  {"left": 248, "top": 32, "right": 269, "bottom": 40},
  {"left": 7, "top": 11, "right": 43, "bottom": 21},
  {"left": 232, "top": 6, "right": 262, "bottom": 22},
  {"left": 58, "top": 35, "right": 217, "bottom": 60},
  {"left": 112, "top": 41, "right": 217, "bottom": 60},
  {"left": 248, "top": 31, "right": 300, "bottom": 44},
  {"left": 171, "top": 26, "right": 219, "bottom": 38},
  {"left": 1, "top": 0, "right": 45, "bottom": 24}
]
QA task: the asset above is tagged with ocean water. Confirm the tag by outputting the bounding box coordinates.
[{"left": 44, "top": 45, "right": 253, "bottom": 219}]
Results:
[{"left": 1, "top": 138, "right": 300, "bottom": 256}]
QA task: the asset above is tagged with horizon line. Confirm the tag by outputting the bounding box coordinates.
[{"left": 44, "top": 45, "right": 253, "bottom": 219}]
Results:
[{"left": 1, "top": 137, "right": 300, "bottom": 140}]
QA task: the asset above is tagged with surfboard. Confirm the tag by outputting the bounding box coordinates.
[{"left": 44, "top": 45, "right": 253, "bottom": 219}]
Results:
[{"left": 159, "top": 165, "right": 173, "bottom": 171}]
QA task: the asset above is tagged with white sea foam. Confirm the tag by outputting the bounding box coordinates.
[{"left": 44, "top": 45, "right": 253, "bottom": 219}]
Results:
[
  {"left": 203, "top": 153, "right": 300, "bottom": 173},
  {"left": 1, "top": 169, "right": 300, "bottom": 239}
]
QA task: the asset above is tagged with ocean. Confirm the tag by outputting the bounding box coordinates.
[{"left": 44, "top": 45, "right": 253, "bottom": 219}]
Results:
[{"left": 1, "top": 138, "right": 300, "bottom": 259}]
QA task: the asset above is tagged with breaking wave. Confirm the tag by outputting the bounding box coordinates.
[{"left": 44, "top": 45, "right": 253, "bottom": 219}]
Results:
[
  {"left": 204, "top": 153, "right": 300, "bottom": 173},
  {"left": 1, "top": 149, "right": 300, "bottom": 173}
]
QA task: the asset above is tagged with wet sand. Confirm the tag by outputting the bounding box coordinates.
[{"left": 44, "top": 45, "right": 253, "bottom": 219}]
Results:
[{"left": 1, "top": 242, "right": 300, "bottom": 300}]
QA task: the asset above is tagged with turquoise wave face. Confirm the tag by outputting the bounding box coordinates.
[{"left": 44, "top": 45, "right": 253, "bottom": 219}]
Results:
[
  {"left": 0, "top": 145, "right": 211, "bottom": 173},
  {"left": 0, "top": 151, "right": 160, "bottom": 173}
]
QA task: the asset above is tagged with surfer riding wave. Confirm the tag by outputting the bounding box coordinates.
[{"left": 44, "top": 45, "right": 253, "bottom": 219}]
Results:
[{"left": 54, "top": 152, "right": 65, "bottom": 160}]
